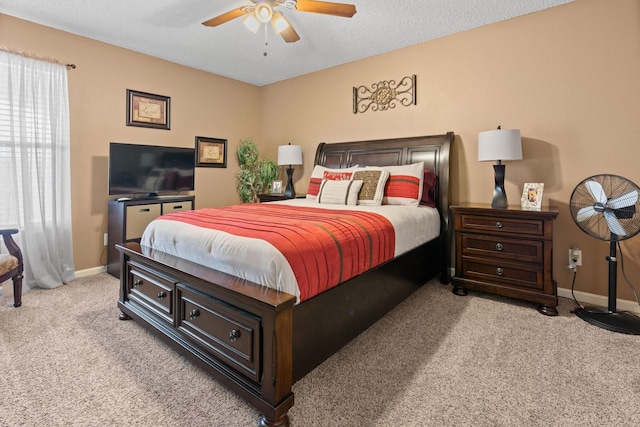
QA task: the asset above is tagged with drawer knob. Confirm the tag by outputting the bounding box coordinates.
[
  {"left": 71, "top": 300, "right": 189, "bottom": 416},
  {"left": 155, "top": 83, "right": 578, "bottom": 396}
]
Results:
[
  {"left": 189, "top": 309, "right": 200, "bottom": 320},
  {"left": 496, "top": 267, "right": 504, "bottom": 276},
  {"left": 495, "top": 221, "right": 503, "bottom": 228},
  {"left": 496, "top": 243, "right": 503, "bottom": 251},
  {"left": 157, "top": 291, "right": 166, "bottom": 300},
  {"left": 133, "top": 279, "right": 143, "bottom": 287},
  {"left": 228, "top": 329, "right": 241, "bottom": 342}
]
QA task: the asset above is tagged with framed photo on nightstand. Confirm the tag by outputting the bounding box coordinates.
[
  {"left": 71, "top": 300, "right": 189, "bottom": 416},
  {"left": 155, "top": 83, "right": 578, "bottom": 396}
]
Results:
[{"left": 521, "top": 183, "right": 544, "bottom": 209}]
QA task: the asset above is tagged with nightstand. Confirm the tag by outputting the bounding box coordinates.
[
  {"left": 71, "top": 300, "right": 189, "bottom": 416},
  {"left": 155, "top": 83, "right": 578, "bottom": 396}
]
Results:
[
  {"left": 451, "top": 203, "right": 559, "bottom": 316},
  {"left": 257, "top": 193, "right": 305, "bottom": 202}
]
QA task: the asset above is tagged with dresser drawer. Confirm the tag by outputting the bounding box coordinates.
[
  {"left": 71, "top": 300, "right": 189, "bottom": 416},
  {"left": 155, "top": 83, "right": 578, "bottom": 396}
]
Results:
[
  {"left": 125, "top": 204, "right": 161, "bottom": 240},
  {"left": 126, "top": 261, "right": 174, "bottom": 323},
  {"left": 162, "top": 200, "right": 193, "bottom": 213},
  {"left": 459, "top": 214, "right": 544, "bottom": 237},
  {"left": 177, "top": 284, "right": 261, "bottom": 382},
  {"left": 460, "top": 234, "right": 543, "bottom": 263},
  {"left": 460, "top": 256, "right": 543, "bottom": 290}
]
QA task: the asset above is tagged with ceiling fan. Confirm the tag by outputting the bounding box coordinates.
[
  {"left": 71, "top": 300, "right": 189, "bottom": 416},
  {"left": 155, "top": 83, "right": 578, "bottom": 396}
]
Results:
[{"left": 202, "top": 0, "right": 357, "bottom": 43}]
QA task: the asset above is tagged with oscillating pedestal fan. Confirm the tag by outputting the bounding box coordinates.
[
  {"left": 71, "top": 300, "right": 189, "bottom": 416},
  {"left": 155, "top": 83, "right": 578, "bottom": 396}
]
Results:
[{"left": 569, "top": 174, "right": 640, "bottom": 335}]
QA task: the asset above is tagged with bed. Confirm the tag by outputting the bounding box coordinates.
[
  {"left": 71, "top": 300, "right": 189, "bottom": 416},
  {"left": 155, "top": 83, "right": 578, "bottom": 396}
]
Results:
[{"left": 116, "top": 132, "right": 454, "bottom": 426}]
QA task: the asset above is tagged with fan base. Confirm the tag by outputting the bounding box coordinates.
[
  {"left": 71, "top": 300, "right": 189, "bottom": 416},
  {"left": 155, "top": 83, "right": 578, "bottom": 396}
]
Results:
[{"left": 576, "top": 307, "right": 640, "bottom": 335}]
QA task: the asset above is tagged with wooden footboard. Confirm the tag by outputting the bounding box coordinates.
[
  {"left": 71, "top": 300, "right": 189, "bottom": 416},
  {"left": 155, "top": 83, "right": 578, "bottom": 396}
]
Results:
[{"left": 117, "top": 242, "right": 296, "bottom": 426}]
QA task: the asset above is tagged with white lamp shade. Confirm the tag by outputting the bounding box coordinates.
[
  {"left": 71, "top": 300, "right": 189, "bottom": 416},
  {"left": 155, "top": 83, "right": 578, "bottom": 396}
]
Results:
[
  {"left": 478, "top": 128, "right": 523, "bottom": 162},
  {"left": 271, "top": 11, "right": 290, "bottom": 34},
  {"left": 243, "top": 14, "right": 261, "bottom": 33},
  {"left": 278, "top": 144, "right": 303, "bottom": 166}
]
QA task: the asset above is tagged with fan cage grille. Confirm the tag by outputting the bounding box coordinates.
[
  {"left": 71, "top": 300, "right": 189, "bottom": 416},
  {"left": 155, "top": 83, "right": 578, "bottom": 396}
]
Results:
[{"left": 569, "top": 174, "right": 640, "bottom": 241}]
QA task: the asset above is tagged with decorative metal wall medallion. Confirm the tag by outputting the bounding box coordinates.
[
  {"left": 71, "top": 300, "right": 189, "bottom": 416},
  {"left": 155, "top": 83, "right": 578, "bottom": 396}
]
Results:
[{"left": 353, "top": 75, "right": 416, "bottom": 114}]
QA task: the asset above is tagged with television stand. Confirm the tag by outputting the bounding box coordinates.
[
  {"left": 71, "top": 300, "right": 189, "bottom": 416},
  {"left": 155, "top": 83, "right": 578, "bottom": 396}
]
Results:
[{"left": 107, "top": 195, "right": 195, "bottom": 278}]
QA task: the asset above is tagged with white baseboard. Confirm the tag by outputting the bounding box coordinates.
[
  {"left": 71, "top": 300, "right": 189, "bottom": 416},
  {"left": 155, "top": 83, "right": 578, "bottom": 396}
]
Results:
[
  {"left": 75, "top": 265, "right": 107, "bottom": 278},
  {"left": 448, "top": 268, "right": 640, "bottom": 314},
  {"left": 557, "top": 287, "right": 640, "bottom": 314}
]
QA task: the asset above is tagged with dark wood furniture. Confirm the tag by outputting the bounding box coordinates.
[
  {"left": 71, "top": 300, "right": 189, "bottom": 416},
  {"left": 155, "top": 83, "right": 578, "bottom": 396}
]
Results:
[
  {"left": 116, "top": 133, "right": 454, "bottom": 426},
  {"left": 257, "top": 193, "right": 300, "bottom": 202},
  {"left": 107, "top": 195, "right": 194, "bottom": 278},
  {"left": 0, "top": 229, "right": 23, "bottom": 307},
  {"left": 451, "top": 203, "right": 559, "bottom": 315},
  {"left": 257, "top": 193, "right": 287, "bottom": 202}
]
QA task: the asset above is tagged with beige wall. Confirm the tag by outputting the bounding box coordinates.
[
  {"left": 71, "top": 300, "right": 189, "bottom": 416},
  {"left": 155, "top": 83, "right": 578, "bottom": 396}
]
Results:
[
  {"left": 3, "top": 0, "right": 640, "bottom": 300},
  {"left": 262, "top": 0, "right": 640, "bottom": 300},
  {"left": 1, "top": 13, "right": 263, "bottom": 271}
]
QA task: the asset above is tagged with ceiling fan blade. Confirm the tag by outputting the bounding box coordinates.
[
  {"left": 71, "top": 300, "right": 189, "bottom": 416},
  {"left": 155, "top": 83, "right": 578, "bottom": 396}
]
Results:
[
  {"left": 604, "top": 210, "right": 627, "bottom": 236},
  {"left": 280, "top": 24, "right": 301, "bottom": 43},
  {"left": 202, "top": 7, "right": 253, "bottom": 27},
  {"left": 585, "top": 180, "right": 607, "bottom": 204},
  {"left": 576, "top": 206, "right": 597, "bottom": 222},
  {"left": 295, "top": 0, "right": 356, "bottom": 17},
  {"left": 608, "top": 190, "right": 639, "bottom": 209}
]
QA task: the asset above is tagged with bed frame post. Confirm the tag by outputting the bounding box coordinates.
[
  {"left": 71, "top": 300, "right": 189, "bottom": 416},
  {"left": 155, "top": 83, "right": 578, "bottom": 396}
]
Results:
[{"left": 258, "top": 299, "right": 294, "bottom": 426}]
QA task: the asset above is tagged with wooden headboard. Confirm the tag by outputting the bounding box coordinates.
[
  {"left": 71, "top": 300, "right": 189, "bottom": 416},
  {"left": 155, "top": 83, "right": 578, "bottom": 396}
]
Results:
[{"left": 314, "top": 132, "right": 454, "bottom": 282}]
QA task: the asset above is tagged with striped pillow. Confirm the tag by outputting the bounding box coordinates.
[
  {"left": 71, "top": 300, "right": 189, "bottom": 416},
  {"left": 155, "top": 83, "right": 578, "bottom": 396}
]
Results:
[
  {"left": 378, "top": 162, "right": 425, "bottom": 206},
  {"left": 316, "top": 179, "right": 363, "bottom": 205},
  {"left": 306, "top": 165, "right": 359, "bottom": 200}
]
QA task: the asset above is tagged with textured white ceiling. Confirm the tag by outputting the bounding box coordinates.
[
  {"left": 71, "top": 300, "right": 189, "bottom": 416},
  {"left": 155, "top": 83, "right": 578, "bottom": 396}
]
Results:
[{"left": 1, "top": 0, "right": 573, "bottom": 86}]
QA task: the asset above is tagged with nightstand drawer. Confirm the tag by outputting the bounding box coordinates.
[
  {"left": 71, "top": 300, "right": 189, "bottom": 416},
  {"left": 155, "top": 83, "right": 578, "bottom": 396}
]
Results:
[
  {"left": 459, "top": 214, "right": 544, "bottom": 237},
  {"left": 461, "top": 256, "right": 543, "bottom": 290},
  {"left": 460, "top": 234, "right": 543, "bottom": 263}
]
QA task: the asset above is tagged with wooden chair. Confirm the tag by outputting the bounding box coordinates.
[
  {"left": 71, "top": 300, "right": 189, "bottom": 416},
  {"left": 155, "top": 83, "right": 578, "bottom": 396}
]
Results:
[{"left": 0, "top": 229, "right": 23, "bottom": 307}]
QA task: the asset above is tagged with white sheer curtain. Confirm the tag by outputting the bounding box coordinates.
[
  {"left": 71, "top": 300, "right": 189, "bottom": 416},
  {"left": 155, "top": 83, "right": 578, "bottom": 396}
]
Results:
[{"left": 0, "top": 51, "right": 76, "bottom": 292}]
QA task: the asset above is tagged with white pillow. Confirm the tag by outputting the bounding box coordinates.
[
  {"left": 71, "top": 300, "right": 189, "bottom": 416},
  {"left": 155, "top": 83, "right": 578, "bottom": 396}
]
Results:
[
  {"left": 316, "top": 179, "right": 363, "bottom": 205},
  {"left": 352, "top": 168, "right": 390, "bottom": 206},
  {"left": 370, "top": 162, "right": 425, "bottom": 206},
  {"left": 306, "top": 165, "right": 359, "bottom": 200}
]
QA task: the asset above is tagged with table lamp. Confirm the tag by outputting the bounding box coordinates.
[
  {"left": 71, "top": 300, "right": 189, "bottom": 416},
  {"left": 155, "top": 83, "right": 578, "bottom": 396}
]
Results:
[
  {"left": 478, "top": 127, "right": 522, "bottom": 208},
  {"left": 277, "top": 143, "right": 303, "bottom": 198}
]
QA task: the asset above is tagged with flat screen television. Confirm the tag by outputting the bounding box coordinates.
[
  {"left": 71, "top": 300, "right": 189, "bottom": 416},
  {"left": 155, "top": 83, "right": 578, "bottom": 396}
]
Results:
[{"left": 108, "top": 142, "right": 195, "bottom": 198}]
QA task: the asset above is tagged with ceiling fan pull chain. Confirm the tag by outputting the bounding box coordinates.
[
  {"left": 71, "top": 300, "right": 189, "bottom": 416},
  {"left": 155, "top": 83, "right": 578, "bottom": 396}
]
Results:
[{"left": 264, "top": 24, "right": 269, "bottom": 56}]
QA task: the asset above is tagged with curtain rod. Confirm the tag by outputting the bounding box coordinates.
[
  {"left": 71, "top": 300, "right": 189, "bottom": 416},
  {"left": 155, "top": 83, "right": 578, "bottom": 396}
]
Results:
[{"left": 0, "top": 46, "right": 76, "bottom": 69}]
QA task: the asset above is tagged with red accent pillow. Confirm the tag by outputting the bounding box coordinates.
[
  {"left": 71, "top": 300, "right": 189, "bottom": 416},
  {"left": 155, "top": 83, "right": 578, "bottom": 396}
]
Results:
[{"left": 420, "top": 169, "right": 438, "bottom": 207}]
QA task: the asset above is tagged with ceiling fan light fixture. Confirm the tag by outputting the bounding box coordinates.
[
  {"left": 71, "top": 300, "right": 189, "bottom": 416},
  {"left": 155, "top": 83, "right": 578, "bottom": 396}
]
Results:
[
  {"left": 243, "top": 14, "right": 261, "bottom": 33},
  {"left": 255, "top": 3, "right": 273, "bottom": 23},
  {"left": 271, "top": 11, "right": 290, "bottom": 34}
]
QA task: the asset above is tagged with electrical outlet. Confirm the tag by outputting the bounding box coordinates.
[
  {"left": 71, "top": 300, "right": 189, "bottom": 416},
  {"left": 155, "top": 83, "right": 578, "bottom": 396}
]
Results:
[
  {"left": 103, "top": 233, "right": 108, "bottom": 246},
  {"left": 568, "top": 247, "right": 582, "bottom": 270},
  {"left": 573, "top": 248, "right": 582, "bottom": 266}
]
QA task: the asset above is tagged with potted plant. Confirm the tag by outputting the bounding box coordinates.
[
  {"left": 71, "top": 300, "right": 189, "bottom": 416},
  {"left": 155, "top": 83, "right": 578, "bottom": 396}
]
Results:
[{"left": 236, "top": 137, "right": 279, "bottom": 203}]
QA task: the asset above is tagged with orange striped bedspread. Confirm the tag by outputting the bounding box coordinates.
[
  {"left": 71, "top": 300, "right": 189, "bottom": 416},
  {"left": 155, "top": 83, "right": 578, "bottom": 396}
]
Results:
[{"left": 154, "top": 204, "right": 395, "bottom": 302}]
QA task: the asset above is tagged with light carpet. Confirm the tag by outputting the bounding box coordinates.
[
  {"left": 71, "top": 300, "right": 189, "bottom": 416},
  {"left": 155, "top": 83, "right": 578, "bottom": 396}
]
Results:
[{"left": 1, "top": 273, "right": 639, "bottom": 426}]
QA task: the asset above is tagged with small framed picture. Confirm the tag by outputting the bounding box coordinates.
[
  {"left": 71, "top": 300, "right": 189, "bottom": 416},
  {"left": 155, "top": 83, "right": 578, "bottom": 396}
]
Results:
[
  {"left": 271, "top": 180, "right": 283, "bottom": 194},
  {"left": 126, "top": 89, "right": 170, "bottom": 130},
  {"left": 195, "top": 136, "right": 227, "bottom": 168},
  {"left": 521, "top": 183, "right": 544, "bottom": 209}
]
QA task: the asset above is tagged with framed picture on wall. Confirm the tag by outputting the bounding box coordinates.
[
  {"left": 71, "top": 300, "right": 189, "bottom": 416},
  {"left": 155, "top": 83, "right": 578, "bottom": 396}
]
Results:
[
  {"left": 521, "top": 183, "right": 544, "bottom": 209},
  {"left": 195, "top": 136, "right": 227, "bottom": 168},
  {"left": 126, "top": 89, "right": 170, "bottom": 130}
]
